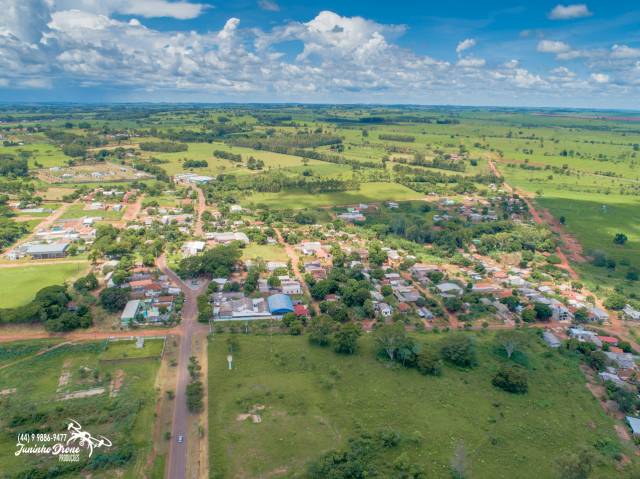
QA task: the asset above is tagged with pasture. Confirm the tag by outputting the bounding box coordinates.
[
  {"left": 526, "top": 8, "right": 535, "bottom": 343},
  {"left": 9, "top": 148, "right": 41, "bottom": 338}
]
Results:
[
  {"left": 208, "top": 333, "right": 631, "bottom": 479},
  {"left": 242, "top": 182, "right": 423, "bottom": 209},
  {"left": 0, "top": 339, "right": 162, "bottom": 478}
]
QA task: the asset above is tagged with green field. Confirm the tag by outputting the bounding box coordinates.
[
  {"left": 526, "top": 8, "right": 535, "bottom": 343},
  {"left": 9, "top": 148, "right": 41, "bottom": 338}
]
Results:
[
  {"left": 242, "top": 182, "right": 423, "bottom": 209},
  {"left": 60, "top": 203, "right": 125, "bottom": 220},
  {"left": 0, "top": 142, "right": 71, "bottom": 169},
  {"left": 208, "top": 333, "right": 632, "bottom": 479},
  {"left": 0, "top": 340, "right": 162, "bottom": 478},
  {"left": 0, "top": 262, "right": 90, "bottom": 308},
  {"left": 241, "top": 243, "right": 288, "bottom": 262}
]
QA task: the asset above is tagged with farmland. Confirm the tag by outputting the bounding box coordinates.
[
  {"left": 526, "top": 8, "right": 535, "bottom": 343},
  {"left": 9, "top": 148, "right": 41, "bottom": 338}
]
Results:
[{"left": 208, "top": 333, "right": 632, "bottom": 479}]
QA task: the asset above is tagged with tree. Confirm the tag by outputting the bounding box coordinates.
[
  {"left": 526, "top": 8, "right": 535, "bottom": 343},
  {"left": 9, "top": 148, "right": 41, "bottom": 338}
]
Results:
[
  {"left": 416, "top": 348, "right": 442, "bottom": 376},
  {"left": 374, "top": 323, "right": 408, "bottom": 361},
  {"left": 613, "top": 233, "right": 628, "bottom": 245},
  {"left": 440, "top": 334, "right": 476, "bottom": 368},
  {"left": 443, "top": 296, "right": 463, "bottom": 312},
  {"left": 308, "top": 316, "right": 333, "bottom": 346},
  {"left": 99, "top": 287, "right": 129, "bottom": 313},
  {"left": 521, "top": 308, "right": 536, "bottom": 323},
  {"left": 186, "top": 381, "right": 204, "bottom": 412},
  {"left": 333, "top": 323, "right": 362, "bottom": 354},
  {"left": 604, "top": 293, "right": 626, "bottom": 310},
  {"left": 533, "top": 302, "right": 552, "bottom": 321},
  {"left": 492, "top": 365, "right": 528, "bottom": 394},
  {"left": 573, "top": 307, "right": 590, "bottom": 324},
  {"left": 495, "top": 330, "right": 525, "bottom": 359}
]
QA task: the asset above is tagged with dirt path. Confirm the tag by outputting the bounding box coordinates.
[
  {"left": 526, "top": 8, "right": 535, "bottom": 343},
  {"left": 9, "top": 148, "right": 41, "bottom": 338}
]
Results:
[
  {"left": 273, "top": 227, "right": 319, "bottom": 314},
  {"left": 192, "top": 185, "right": 206, "bottom": 237},
  {"left": 401, "top": 272, "right": 459, "bottom": 329},
  {"left": 121, "top": 194, "right": 144, "bottom": 223}
]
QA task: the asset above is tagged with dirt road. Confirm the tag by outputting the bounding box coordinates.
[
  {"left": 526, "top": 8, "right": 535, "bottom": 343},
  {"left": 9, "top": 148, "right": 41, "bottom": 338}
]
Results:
[
  {"left": 488, "top": 160, "right": 579, "bottom": 280},
  {"left": 159, "top": 255, "right": 210, "bottom": 479},
  {"left": 273, "top": 227, "right": 319, "bottom": 314}
]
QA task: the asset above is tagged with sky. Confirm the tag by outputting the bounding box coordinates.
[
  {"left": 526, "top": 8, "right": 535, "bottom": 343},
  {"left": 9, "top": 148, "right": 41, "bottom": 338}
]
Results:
[{"left": 1, "top": 0, "right": 640, "bottom": 108}]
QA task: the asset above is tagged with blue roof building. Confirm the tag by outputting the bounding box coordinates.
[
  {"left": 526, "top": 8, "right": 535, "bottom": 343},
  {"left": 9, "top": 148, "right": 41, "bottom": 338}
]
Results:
[{"left": 267, "top": 294, "right": 294, "bottom": 315}]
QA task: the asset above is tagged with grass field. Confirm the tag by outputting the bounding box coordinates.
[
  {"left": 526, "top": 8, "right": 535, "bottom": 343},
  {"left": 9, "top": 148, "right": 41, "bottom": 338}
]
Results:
[
  {"left": 242, "top": 182, "right": 423, "bottom": 209},
  {"left": 208, "top": 333, "right": 631, "bottom": 479},
  {"left": 61, "top": 203, "right": 125, "bottom": 220},
  {"left": 0, "top": 142, "right": 71, "bottom": 169},
  {"left": 0, "top": 262, "right": 90, "bottom": 308},
  {"left": 0, "top": 340, "right": 162, "bottom": 478},
  {"left": 241, "top": 243, "right": 288, "bottom": 262}
]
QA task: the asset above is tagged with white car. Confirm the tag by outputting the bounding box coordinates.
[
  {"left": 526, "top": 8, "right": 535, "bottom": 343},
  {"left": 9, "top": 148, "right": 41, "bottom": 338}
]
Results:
[{"left": 177, "top": 435, "right": 184, "bottom": 443}]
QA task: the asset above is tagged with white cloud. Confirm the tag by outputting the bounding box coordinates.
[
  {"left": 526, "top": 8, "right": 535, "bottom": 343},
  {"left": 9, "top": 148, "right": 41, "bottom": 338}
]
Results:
[
  {"left": 590, "top": 73, "right": 609, "bottom": 83},
  {"left": 258, "top": 0, "right": 279, "bottom": 12},
  {"left": 456, "top": 38, "right": 476, "bottom": 54},
  {"left": 611, "top": 44, "right": 640, "bottom": 59},
  {"left": 50, "top": 0, "right": 207, "bottom": 20},
  {"left": 548, "top": 4, "right": 592, "bottom": 20},
  {"left": 457, "top": 57, "right": 485, "bottom": 68},
  {"left": 503, "top": 59, "right": 519, "bottom": 69},
  {"left": 537, "top": 40, "right": 571, "bottom": 54}
]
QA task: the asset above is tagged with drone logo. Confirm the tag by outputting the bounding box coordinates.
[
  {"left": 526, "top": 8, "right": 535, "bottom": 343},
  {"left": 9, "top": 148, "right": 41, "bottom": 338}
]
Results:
[{"left": 66, "top": 419, "right": 112, "bottom": 457}]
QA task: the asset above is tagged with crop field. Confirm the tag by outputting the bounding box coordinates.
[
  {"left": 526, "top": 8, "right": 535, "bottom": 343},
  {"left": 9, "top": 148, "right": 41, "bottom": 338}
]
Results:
[
  {"left": 242, "top": 182, "right": 423, "bottom": 209},
  {"left": 0, "top": 262, "right": 90, "bottom": 308},
  {"left": 208, "top": 333, "right": 631, "bottom": 479},
  {"left": 0, "top": 339, "right": 162, "bottom": 478}
]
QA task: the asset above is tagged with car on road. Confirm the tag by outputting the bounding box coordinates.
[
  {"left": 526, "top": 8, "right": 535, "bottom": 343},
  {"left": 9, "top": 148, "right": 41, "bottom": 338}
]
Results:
[{"left": 177, "top": 435, "right": 184, "bottom": 443}]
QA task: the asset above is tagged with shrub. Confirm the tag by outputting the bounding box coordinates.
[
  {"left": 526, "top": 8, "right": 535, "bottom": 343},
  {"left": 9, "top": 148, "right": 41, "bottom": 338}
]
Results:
[{"left": 492, "top": 365, "right": 528, "bottom": 394}]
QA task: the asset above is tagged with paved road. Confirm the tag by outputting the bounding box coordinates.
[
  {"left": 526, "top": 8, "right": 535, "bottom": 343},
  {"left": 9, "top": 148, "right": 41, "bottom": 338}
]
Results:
[{"left": 159, "top": 255, "right": 209, "bottom": 479}]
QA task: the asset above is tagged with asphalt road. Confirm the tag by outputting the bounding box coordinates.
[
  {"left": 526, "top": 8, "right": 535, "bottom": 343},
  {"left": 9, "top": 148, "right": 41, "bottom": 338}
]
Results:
[{"left": 160, "top": 255, "right": 209, "bottom": 479}]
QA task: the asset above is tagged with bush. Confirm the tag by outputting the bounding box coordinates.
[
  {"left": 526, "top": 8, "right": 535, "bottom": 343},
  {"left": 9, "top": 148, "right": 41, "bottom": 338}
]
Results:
[
  {"left": 416, "top": 348, "right": 443, "bottom": 376},
  {"left": 492, "top": 365, "right": 528, "bottom": 394},
  {"left": 440, "top": 334, "right": 476, "bottom": 368}
]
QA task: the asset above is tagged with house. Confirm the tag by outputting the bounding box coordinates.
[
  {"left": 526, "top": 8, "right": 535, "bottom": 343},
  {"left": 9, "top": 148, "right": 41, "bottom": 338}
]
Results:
[
  {"left": 25, "top": 242, "right": 69, "bottom": 259},
  {"left": 393, "top": 285, "right": 421, "bottom": 303},
  {"left": 436, "top": 282, "right": 463, "bottom": 296},
  {"left": 623, "top": 304, "right": 640, "bottom": 321},
  {"left": 569, "top": 328, "right": 602, "bottom": 347},
  {"left": 543, "top": 331, "right": 561, "bottom": 348},
  {"left": 418, "top": 308, "right": 434, "bottom": 320},
  {"left": 599, "top": 371, "right": 625, "bottom": 387},
  {"left": 598, "top": 336, "right": 619, "bottom": 346},
  {"left": 281, "top": 280, "right": 302, "bottom": 295},
  {"left": 229, "top": 204, "right": 243, "bottom": 213},
  {"left": 121, "top": 300, "right": 141, "bottom": 325},
  {"left": 267, "top": 261, "right": 287, "bottom": 272},
  {"left": 337, "top": 212, "right": 365, "bottom": 222},
  {"left": 471, "top": 282, "right": 500, "bottom": 294},
  {"left": 604, "top": 351, "right": 636, "bottom": 370},
  {"left": 626, "top": 416, "right": 640, "bottom": 436},
  {"left": 214, "top": 296, "right": 271, "bottom": 321},
  {"left": 267, "top": 294, "right": 294, "bottom": 315},
  {"left": 206, "top": 232, "right": 250, "bottom": 244},
  {"left": 182, "top": 240, "right": 205, "bottom": 256},
  {"left": 589, "top": 306, "right": 610, "bottom": 322}
]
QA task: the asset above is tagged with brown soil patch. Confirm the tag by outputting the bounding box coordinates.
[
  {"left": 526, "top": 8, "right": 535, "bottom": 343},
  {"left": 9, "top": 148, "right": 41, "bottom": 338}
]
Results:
[
  {"left": 109, "top": 369, "right": 125, "bottom": 397},
  {"left": 236, "top": 405, "right": 266, "bottom": 424}
]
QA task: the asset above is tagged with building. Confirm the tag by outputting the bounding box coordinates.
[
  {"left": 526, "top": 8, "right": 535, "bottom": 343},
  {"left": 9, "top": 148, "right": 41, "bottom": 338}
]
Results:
[
  {"left": 215, "top": 297, "right": 271, "bottom": 321},
  {"left": 281, "top": 280, "right": 302, "bottom": 295},
  {"left": 626, "top": 417, "right": 640, "bottom": 437},
  {"left": 206, "top": 232, "right": 249, "bottom": 244},
  {"left": 25, "top": 242, "right": 69, "bottom": 259},
  {"left": 174, "top": 173, "right": 214, "bottom": 184},
  {"left": 623, "top": 304, "right": 640, "bottom": 321},
  {"left": 182, "top": 240, "right": 205, "bottom": 256},
  {"left": 121, "top": 300, "right": 141, "bottom": 325},
  {"left": 267, "top": 294, "right": 294, "bottom": 315},
  {"left": 437, "top": 282, "right": 464, "bottom": 296},
  {"left": 542, "top": 331, "right": 561, "bottom": 348}
]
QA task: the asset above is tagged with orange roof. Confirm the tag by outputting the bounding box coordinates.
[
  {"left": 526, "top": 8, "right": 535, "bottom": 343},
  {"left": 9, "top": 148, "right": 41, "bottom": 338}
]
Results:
[
  {"left": 598, "top": 336, "right": 619, "bottom": 344},
  {"left": 129, "top": 279, "right": 152, "bottom": 288}
]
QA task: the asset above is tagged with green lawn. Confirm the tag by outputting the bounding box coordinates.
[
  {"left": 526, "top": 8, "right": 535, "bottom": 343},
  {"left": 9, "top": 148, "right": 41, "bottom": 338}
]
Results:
[
  {"left": 242, "top": 182, "right": 423, "bottom": 209},
  {"left": 0, "top": 340, "right": 162, "bottom": 478},
  {"left": 208, "top": 333, "right": 632, "bottom": 479},
  {"left": 0, "top": 262, "right": 90, "bottom": 308},
  {"left": 99, "top": 338, "right": 164, "bottom": 361}
]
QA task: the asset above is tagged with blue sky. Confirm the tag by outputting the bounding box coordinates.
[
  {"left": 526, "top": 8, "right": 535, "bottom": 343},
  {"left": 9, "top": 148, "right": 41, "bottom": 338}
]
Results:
[{"left": 1, "top": 0, "right": 640, "bottom": 108}]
